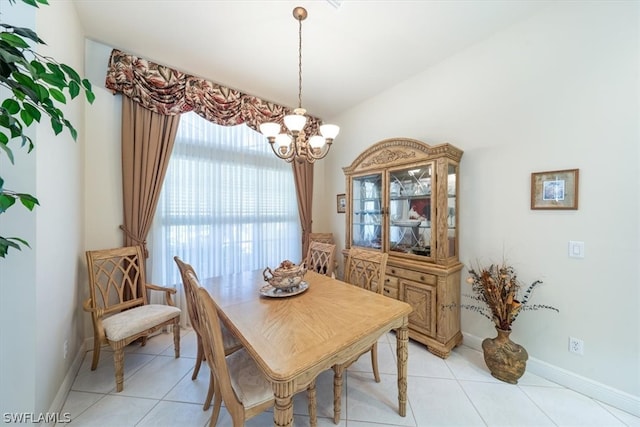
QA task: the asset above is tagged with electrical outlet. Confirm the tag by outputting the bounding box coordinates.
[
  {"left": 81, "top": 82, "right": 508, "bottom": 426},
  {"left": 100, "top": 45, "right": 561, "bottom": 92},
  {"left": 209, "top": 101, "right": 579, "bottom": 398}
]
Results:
[
  {"left": 63, "top": 340, "right": 69, "bottom": 359},
  {"left": 569, "top": 336, "right": 584, "bottom": 355}
]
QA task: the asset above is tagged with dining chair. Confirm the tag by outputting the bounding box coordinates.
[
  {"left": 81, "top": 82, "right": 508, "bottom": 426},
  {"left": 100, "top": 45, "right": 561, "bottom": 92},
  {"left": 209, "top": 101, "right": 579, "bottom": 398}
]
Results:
[
  {"left": 192, "top": 281, "right": 319, "bottom": 427},
  {"left": 84, "top": 246, "right": 181, "bottom": 392},
  {"left": 309, "top": 232, "right": 338, "bottom": 276},
  {"left": 305, "top": 241, "right": 336, "bottom": 277},
  {"left": 331, "top": 247, "right": 389, "bottom": 423},
  {"left": 308, "top": 232, "right": 335, "bottom": 245},
  {"left": 174, "top": 257, "right": 243, "bottom": 409}
]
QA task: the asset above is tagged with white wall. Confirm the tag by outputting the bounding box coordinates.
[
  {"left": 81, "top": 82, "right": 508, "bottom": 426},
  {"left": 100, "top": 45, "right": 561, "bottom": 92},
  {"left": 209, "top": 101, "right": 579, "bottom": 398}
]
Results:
[
  {"left": 84, "top": 41, "right": 123, "bottom": 253},
  {"left": 0, "top": 0, "right": 87, "bottom": 415},
  {"left": 0, "top": 2, "right": 37, "bottom": 416},
  {"left": 34, "top": 0, "right": 88, "bottom": 413},
  {"left": 81, "top": 40, "right": 124, "bottom": 340},
  {"left": 322, "top": 0, "right": 639, "bottom": 405}
]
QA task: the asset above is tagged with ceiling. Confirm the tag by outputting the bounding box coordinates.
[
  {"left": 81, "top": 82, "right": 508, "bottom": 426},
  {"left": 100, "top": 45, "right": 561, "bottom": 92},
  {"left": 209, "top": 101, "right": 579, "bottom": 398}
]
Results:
[{"left": 72, "top": 0, "right": 549, "bottom": 119}]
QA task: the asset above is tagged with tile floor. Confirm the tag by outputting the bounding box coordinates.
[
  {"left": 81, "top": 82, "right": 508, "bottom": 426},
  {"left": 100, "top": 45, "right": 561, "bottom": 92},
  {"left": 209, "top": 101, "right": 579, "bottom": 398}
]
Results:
[{"left": 61, "top": 329, "right": 640, "bottom": 427}]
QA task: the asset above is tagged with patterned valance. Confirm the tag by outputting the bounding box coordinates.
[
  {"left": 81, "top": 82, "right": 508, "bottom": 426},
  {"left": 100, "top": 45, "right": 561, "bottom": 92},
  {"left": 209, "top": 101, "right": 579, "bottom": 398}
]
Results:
[{"left": 105, "top": 49, "right": 320, "bottom": 134}]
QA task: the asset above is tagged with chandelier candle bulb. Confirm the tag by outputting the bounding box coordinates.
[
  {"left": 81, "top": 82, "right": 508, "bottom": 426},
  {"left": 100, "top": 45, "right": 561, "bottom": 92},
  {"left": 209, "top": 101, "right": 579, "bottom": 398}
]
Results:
[
  {"left": 284, "top": 113, "right": 307, "bottom": 132},
  {"left": 320, "top": 124, "right": 340, "bottom": 140},
  {"left": 259, "top": 122, "right": 280, "bottom": 138},
  {"left": 309, "top": 135, "right": 326, "bottom": 148},
  {"left": 275, "top": 134, "right": 292, "bottom": 148}
]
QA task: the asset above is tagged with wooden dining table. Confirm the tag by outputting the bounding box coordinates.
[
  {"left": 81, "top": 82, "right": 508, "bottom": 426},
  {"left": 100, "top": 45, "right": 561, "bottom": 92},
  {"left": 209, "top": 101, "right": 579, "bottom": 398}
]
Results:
[{"left": 202, "top": 269, "right": 412, "bottom": 427}]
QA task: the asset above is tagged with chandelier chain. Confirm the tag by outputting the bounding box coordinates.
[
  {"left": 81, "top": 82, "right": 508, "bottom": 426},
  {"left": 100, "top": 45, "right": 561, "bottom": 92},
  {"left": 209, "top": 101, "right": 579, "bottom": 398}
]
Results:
[
  {"left": 259, "top": 6, "right": 339, "bottom": 163},
  {"left": 297, "top": 16, "right": 303, "bottom": 109}
]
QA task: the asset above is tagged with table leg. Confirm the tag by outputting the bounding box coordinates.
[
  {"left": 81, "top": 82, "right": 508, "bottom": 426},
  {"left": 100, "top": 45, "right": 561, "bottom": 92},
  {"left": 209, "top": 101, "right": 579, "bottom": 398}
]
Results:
[
  {"left": 308, "top": 379, "right": 317, "bottom": 427},
  {"left": 273, "top": 381, "right": 294, "bottom": 427},
  {"left": 332, "top": 364, "right": 346, "bottom": 424},
  {"left": 396, "top": 321, "right": 409, "bottom": 417}
]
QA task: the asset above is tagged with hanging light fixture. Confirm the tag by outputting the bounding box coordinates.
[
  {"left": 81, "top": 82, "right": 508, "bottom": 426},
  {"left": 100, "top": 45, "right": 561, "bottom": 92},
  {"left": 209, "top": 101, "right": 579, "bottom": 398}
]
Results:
[{"left": 259, "top": 6, "right": 339, "bottom": 163}]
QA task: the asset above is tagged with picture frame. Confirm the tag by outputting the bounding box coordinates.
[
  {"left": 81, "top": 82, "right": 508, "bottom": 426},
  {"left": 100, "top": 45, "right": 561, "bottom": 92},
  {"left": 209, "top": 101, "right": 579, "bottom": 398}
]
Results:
[
  {"left": 531, "top": 169, "right": 579, "bottom": 210},
  {"left": 336, "top": 193, "right": 346, "bottom": 213}
]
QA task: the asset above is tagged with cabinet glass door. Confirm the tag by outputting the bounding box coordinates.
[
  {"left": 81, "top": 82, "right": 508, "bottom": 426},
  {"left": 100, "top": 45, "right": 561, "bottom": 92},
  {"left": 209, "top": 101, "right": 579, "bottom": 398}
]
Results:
[
  {"left": 447, "top": 163, "right": 458, "bottom": 258},
  {"left": 388, "top": 164, "right": 433, "bottom": 259},
  {"left": 351, "top": 173, "right": 382, "bottom": 249}
]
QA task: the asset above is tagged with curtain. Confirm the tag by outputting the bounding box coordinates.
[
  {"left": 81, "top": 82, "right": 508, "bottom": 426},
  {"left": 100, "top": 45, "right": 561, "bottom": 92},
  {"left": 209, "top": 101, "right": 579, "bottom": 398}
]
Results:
[
  {"left": 120, "top": 96, "right": 180, "bottom": 255},
  {"left": 292, "top": 161, "right": 314, "bottom": 258},
  {"left": 106, "top": 49, "right": 322, "bottom": 258},
  {"left": 105, "top": 48, "right": 321, "bottom": 134},
  {"left": 148, "top": 112, "right": 301, "bottom": 326}
]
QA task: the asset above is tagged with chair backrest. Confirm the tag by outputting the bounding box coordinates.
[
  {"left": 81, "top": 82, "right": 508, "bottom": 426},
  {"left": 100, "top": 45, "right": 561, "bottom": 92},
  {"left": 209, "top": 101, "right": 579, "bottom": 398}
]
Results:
[
  {"left": 343, "top": 248, "right": 389, "bottom": 294},
  {"left": 309, "top": 232, "right": 335, "bottom": 245},
  {"left": 86, "top": 246, "right": 148, "bottom": 315},
  {"left": 174, "top": 256, "right": 203, "bottom": 335},
  {"left": 194, "top": 284, "right": 243, "bottom": 412},
  {"left": 306, "top": 241, "right": 336, "bottom": 277}
]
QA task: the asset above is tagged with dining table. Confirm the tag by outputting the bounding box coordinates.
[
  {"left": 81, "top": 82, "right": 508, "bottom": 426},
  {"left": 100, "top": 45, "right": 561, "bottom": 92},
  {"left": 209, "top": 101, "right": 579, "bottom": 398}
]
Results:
[{"left": 201, "top": 269, "right": 412, "bottom": 427}]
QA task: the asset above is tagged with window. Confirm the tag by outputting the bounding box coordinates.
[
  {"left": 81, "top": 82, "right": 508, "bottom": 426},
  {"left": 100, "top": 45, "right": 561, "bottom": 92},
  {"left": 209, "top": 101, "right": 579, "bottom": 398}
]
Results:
[{"left": 148, "top": 112, "right": 301, "bottom": 318}]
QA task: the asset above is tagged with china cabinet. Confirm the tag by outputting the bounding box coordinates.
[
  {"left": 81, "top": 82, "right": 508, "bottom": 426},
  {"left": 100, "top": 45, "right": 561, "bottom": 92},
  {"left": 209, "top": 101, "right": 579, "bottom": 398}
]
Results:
[{"left": 343, "top": 137, "right": 463, "bottom": 358}]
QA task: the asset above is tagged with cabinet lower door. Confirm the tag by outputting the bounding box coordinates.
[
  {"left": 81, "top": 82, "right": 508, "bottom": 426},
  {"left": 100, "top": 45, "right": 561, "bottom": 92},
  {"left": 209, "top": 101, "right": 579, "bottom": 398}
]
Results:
[{"left": 400, "top": 280, "right": 436, "bottom": 338}]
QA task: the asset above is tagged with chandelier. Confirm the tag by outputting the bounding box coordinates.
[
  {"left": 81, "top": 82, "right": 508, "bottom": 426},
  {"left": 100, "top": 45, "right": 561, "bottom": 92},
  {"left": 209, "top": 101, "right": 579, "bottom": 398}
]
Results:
[{"left": 259, "top": 6, "right": 339, "bottom": 163}]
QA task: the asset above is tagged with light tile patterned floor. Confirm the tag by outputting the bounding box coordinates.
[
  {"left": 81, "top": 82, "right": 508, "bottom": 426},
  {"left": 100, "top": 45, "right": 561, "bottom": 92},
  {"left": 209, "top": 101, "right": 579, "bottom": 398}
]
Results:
[{"left": 60, "top": 329, "right": 640, "bottom": 426}]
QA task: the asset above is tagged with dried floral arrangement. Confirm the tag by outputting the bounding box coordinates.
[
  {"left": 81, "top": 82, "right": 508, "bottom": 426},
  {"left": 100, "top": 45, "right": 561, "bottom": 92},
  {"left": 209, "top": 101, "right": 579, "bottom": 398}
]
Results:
[{"left": 462, "top": 262, "right": 559, "bottom": 331}]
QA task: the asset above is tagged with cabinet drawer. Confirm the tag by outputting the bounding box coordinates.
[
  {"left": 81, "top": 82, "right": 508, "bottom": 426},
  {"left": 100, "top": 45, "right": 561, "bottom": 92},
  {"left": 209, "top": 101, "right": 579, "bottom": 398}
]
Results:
[
  {"left": 387, "top": 267, "right": 436, "bottom": 285},
  {"left": 383, "top": 286, "right": 398, "bottom": 299},
  {"left": 383, "top": 276, "right": 398, "bottom": 299},
  {"left": 384, "top": 276, "right": 399, "bottom": 288},
  {"left": 383, "top": 276, "right": 399, "bottom": 299}
]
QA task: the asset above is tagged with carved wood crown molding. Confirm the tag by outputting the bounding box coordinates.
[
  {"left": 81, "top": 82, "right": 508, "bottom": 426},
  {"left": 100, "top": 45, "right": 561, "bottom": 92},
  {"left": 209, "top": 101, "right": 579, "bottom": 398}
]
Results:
[
  {"left": 343, "top": 138, "right": 463, "bottom": 174},
  {"left": 362, "top": 149, "right": 416, "bottom": 168}
]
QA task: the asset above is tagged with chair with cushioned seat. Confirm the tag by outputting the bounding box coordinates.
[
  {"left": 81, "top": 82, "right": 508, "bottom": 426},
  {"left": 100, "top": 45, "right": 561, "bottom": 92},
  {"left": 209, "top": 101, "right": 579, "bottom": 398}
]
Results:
[
  {"left": 308, "top": 232, "right": 338, "bottom": 277},
  {"left": 308, "top": 232, "right": 335, "bottom": 245},
  {"left": 305, "top": 241, "right": 336, "bottom": 277},
  {"left": 174, "top": 256, "right": 243, "bottom": 410},
  {"left": 193, "top": 280, "right": 318, "bottom": 427},
  {"left": 84, "top": 245, "right": 181, "bottom": 392},
  {"left": 331, "top": 247, "right": 389, "bottom": 423}
]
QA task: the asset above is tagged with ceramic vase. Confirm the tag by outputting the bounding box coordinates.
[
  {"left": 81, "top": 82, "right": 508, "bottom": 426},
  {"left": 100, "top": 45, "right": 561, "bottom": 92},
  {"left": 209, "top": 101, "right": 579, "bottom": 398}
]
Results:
[{"left": 482, "top": 327, "right": 528, "bottom": 384}]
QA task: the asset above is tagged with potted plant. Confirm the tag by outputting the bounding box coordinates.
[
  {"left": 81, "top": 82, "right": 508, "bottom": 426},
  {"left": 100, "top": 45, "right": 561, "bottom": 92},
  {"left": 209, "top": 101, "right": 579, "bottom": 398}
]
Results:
[
  {"left": 0, "top": 0, "right": 95, "bottom": 258},
  {"left": 462, "top": 261, "right": 559, "bottom": 383}
]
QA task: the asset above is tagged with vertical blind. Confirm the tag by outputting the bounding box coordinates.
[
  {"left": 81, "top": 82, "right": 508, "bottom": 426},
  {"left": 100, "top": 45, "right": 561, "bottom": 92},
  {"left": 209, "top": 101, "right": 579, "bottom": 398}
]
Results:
[{"left": 148, "top": 112, "right": 301, "bottom": 324}]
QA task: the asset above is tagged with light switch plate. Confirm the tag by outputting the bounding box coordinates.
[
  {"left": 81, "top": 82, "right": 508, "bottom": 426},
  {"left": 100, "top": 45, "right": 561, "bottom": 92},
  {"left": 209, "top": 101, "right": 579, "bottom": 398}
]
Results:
[{"left": 569, "top": 241, "right": 585, "bottom": 258}]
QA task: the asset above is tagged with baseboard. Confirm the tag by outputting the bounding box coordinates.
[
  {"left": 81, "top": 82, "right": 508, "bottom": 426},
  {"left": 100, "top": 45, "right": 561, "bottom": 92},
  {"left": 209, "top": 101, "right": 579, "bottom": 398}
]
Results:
[
  {"left": 462, "top": 332, "right": 640, "bottom": 417},
  {"left": 46, "top": 340, "right": 88, "bottom": 426},
  {"left": 47, "top": 332, "right": 172, "bottom": 422}
]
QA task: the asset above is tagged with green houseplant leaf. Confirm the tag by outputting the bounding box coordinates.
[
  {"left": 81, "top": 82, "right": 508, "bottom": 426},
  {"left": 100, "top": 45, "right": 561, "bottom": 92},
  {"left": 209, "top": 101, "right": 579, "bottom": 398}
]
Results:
[{"left": 0, "top": 0, "right": 95, "bottom": 258}]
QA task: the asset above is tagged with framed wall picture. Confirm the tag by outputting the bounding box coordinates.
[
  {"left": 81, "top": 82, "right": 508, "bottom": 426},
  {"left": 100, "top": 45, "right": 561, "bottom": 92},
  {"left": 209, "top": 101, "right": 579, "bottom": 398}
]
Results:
[
  {"left": 336, "top": 193, "right": 346, "bottom": 213},
  {"left": 531, "top": 169, "right": 579, "bottom": 210}
]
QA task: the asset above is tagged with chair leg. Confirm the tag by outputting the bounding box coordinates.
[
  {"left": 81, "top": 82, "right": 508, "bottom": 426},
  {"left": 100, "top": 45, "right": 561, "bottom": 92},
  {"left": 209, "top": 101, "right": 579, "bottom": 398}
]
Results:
[
  {"left": 209, "top": 380, "right": 222, "bottom": 427},
  {"left": 91, "top": 337, "right": 101, "bottom": 370},
  {"left": 332, "top": 365, "right": 346, "bottom": 424},
  {"left": 173, "top": 320, "right": 180, "bottom": 358},
  {"left": 307, "top": 379, "right": 317, "bottom": 427},
  {"left": 371, "top": 342, "right": 380, "bottom": 383},
  {"left": 113, "top": 344, "right": 125, "bottom": 392},
  {"left": 192, "top": 335, "right": 203, "bottom": 380},
  {"left": 203, "top": 370, "right": 215, "bottom": 411}
]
